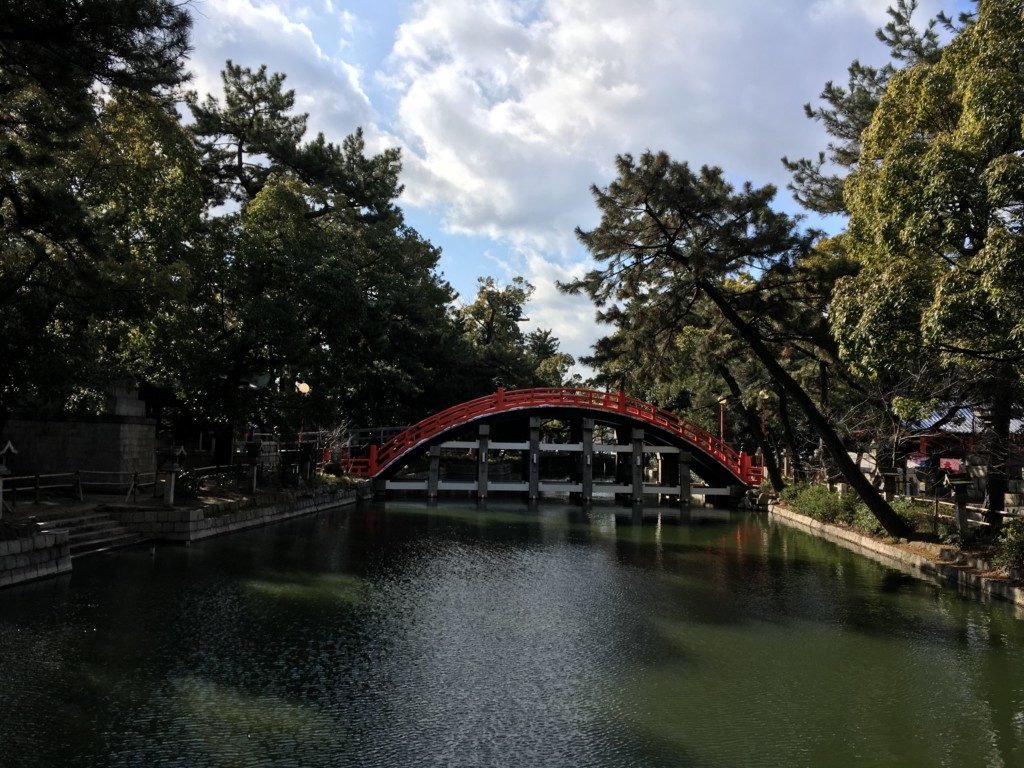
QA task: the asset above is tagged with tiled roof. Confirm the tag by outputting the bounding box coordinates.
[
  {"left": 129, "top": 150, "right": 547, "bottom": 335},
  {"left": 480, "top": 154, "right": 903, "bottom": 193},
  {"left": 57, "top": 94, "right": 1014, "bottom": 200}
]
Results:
[{"left": 911, "top": 406, "right": 1024, "bottom": 434}]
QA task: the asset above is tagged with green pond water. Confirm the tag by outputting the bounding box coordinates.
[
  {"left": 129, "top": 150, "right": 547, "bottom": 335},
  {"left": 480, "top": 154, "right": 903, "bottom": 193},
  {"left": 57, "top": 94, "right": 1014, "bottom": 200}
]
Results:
[{"left": 2, "top": 502, "right": 1024, "bottom": 767}]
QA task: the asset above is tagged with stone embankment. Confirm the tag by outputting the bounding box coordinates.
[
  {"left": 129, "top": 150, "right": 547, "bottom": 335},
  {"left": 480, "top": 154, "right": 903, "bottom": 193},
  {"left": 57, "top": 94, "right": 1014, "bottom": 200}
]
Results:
[
  {"left": 0, "top": 484, "right": 369, "bottom": 589},
  {"left": 0, "top": 529, "right": 72, "bottom": 589},
  {"left": 104, "top": 485, "right": 369, "bottom": 543},
  {"left": 770, "top": 501, "right": 1024, "bottom": 612}
]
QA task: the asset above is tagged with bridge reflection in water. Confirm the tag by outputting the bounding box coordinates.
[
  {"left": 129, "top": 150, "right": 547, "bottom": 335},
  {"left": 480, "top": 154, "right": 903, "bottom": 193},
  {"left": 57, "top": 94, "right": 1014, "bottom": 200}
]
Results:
[{"left": 341, "top": 388, "right": 764, "bottom": 510}]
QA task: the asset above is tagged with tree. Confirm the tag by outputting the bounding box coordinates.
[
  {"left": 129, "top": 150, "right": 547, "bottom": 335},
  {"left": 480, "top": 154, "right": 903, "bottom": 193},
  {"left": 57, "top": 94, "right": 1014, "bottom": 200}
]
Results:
[
  {"left": 0, "top": 0, "right": 192, "bottom": 424},
  {"left": 837, "top": 0, "right": 1024, "bottom": 525},
  {"left": 458, "top": 277, "right": 577, "bottom": 391},
  {"left": 168, "top": 62, "right": 466, "bottom": 435},
  {"left": 782, "top": 0, "right": 943, "bottom": 215},
  {"left": 564, "top": 152, "right": 912, "bottom": 536}
]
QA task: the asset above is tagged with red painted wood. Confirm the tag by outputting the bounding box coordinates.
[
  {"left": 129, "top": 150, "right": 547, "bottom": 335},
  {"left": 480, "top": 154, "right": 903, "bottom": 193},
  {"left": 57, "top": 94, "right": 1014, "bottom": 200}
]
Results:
[{"left": 340, "top": 387, "right": 765, "bottom": 485}]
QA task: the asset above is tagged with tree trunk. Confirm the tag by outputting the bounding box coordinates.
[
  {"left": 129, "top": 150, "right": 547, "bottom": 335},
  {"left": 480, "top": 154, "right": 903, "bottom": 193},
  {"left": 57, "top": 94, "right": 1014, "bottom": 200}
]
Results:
[
  {"left": 981, "top": 382, "right": 1013, "bottom": 533},
  {"left": 717, "top": 365, "right": 784, "bottom": 491},
  {"left": 777, "top": 389, "right": 806, "bottom": 481},
  {"left": 698, "top": 279, "right": 912, "bottom": 538}
]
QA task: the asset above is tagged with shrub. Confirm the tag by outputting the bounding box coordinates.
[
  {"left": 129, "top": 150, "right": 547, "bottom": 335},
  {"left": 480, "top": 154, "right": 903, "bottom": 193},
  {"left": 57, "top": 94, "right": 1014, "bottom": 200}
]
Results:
[
  {"left": 787, "top": 484, "right": 857, "bottom": 525},
  {"left": 995, "top": 518, "right": 1024, "bottom": 572},
  {"left": 850, "top": 502, "right": 885, "bottom": 536},
  {"left": 778, "top": 482, "right": 807, "bottom": 503}
]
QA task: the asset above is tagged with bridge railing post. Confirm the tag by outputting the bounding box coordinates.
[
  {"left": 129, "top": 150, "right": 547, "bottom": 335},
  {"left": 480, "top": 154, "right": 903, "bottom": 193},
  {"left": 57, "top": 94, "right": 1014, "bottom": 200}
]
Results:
[
  {"left": 495, "top": 387, "right": 505, "bottom": 408},
  {"left": 739, "top": 450, "right": 751, "bottom": 483},
  {"left": 368, "top": 444, "right": 379, "bottom": 476}
]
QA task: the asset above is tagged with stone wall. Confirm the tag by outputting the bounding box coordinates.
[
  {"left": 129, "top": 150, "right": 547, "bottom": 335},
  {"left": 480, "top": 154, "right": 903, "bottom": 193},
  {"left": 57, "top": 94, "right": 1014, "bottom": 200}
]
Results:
[
  {"left": 770, "top": 502, "right": 1024, "bottom": 612},
  {"left": 107, "top": 486, "right": 367, "bottom": 543},
  {"left": 2, "top": 417, "right": 156, "bottom": 475},
  {"left": 0, "top": 530, "right": 72, "bottom": 588}
]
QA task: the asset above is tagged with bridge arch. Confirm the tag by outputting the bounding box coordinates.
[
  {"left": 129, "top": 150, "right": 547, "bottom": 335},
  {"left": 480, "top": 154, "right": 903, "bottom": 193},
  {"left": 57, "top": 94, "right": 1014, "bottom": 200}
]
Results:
[{"left": 344, "top": 388, "right": 763, "bottom": 488}]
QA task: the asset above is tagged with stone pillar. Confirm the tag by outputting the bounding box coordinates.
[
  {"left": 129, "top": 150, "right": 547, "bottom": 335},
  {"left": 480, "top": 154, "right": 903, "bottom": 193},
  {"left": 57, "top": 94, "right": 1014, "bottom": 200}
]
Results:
[
  {"left": 631, "top": 428, "right": 645, "bottom": 507},
  {"left": 529, "top": 417, "right": 540, "bottom": 503},
  {"left": 477, "top": 423, "right": 490, "bottom": 502},
  {"left": 581, "top": 418, "right": 594, "bottom": 506},
  {"left": 427, "top": 445, "right": 441, "bottom": 502}
]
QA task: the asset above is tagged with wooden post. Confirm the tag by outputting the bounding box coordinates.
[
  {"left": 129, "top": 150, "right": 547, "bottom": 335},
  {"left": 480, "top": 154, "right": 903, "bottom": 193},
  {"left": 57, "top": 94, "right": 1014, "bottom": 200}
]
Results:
[
  {"left": 428, "top": 445, "right": 441, "bottom": 501},
  {"left": 477, "top": 423, "right": 490, "bottom": 502},
  {"left": 581, "top": 418, "right": 594, "bottom": 505},
  {"left": 34, "top": 473, "right": 40, "bottom": 504},
  {"left": 529, "top": 417, "right": 540, "bottom": 502},
  {"left": 75, "top": 471, "right": 83, "bottom": 501}
]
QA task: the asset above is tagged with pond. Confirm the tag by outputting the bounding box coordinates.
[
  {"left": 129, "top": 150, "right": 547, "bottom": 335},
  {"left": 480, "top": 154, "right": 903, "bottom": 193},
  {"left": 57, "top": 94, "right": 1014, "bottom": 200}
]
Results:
[{"left": 2, "top": 502, "right": 1023, "bottom": 767}]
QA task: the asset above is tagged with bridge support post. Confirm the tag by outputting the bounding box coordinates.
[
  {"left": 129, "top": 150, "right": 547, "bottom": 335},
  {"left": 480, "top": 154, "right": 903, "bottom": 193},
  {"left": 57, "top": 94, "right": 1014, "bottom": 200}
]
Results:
[
  {"left": 631, "top": 428, "right": 645, "bottom": 510},
  {"left": 658, "top": 452, "right": 678, "bottom": 505},
  {"left": 581, "top": 418, "right": 593, "bottom": 506},
  {"left": 529, "top": 417, "right": 540, "bottom": 503},
  {"left": 477, "top": 423, "right": 489, "bottom": 503},
  {"left": 615, "top": 426, "right": 631, "bottom": 505},
  {"left": 679, "top": 451, "right": 692, "bottom": 508},
  {"left": 570, "top": 419, "right": 583, "bottom": 504},
  {"left": 427, "top": 445, "right": 440, "bottom": 503}
]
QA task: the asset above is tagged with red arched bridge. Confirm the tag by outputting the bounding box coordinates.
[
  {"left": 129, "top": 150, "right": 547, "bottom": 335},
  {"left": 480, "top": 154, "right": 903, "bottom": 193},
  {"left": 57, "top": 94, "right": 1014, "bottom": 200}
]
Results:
[{"left": 340, "top": 388, "right": 764, "bottom": 497}]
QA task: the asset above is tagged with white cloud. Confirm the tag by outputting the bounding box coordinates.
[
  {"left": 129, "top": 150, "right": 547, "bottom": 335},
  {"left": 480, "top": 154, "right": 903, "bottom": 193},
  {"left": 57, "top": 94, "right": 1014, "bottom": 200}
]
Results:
[
  {"left": 380, "top": 0, "right": 956, "bottom": 362},
  {"left": 385, "top": 0, "right": 952, "bottom": 253},
  {"left": 519, "top": 251, "right": 595, "bottom": 363},
  {"left": 187, "top": 0, "right": 374, "bottom": 141},
  {"left": 185, "top": 0, "right": 957, "bottom": 368}
]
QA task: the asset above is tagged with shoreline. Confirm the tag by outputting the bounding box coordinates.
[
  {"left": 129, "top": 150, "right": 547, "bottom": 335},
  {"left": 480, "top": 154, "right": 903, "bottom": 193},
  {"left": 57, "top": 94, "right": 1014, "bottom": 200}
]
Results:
[{"left": 769, "top": 501, "right": 1024, "bottom": 614}]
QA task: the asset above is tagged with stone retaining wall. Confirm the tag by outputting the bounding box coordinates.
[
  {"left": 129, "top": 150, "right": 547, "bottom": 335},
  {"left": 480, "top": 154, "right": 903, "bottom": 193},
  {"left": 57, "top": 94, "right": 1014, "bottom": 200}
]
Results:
[
  {"left": 769, "top": 502, "right": 1024, "bottom": 611},
  {"left": 108, "top": 485, "right": 368, "bottom": 543},
  {"left": 2, "top": 416, "right": 156, "bottom": 476},
  {"left": 0, "top": 530, "right": 72, "bottom": 588}
]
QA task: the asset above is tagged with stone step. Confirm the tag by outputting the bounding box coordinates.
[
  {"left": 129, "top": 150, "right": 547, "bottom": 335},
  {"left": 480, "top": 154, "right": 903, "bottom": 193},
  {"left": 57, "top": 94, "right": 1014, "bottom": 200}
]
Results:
[
  {"left": 70, "top": 531, "right": 146, "bottom": 557},
  {"left": 68, "top": 522, "right": 123, "bottom": 543},
  {"left": 34, "top": 513, "right": 111, "bottom": 530}
]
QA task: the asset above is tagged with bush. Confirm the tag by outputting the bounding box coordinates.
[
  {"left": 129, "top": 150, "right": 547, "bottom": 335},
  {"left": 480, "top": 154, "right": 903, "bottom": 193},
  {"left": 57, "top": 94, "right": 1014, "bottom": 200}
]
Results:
[
  {"left": 787, "top": 484, "right": 858, "bottom": 525},
  {"left": 850, "top": 502, "right": 885, "bottom": 536},
  {"left": 783, "top": 484, "right": 937, "bottom": 537},
  {"left": 995, "top": 518, "right": 1024, "bottom": 572},
  {"left": 778, "top": 482, "right": 807, "bottom": 503}
]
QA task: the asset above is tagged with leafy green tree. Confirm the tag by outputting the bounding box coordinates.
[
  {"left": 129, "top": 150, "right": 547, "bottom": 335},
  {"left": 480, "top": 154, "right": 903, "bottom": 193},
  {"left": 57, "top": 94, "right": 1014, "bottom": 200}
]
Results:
[
  {"left": 168, "top": 62, "right": 465, "bottom": 435},
  {"left": 0, "top": 0, "right": 192, "bottom": 424},
  {"left": 565, "top": 152, "right": 912, "bottom": 536},
  {"left": 782, "top": 0, "right": 943, "bottom": 215},
  {"left": 458, "top": 277, "right": 576, "bottom": 391},
  {"left": 837, "top": 0, "right": 1024, "bottom": 524},
  {"left": 1, "top": 89, "right": 202, "bottom": 419}
]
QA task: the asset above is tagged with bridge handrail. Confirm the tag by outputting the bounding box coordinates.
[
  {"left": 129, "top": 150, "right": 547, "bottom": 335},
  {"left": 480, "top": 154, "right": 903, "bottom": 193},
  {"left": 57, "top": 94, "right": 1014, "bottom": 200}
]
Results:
[{"left": 354, "top": 387, "right": 761, "bottom": 485}]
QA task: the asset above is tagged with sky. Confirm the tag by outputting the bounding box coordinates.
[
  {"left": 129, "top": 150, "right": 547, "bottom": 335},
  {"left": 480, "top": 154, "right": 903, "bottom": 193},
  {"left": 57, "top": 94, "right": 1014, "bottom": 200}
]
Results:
[{"left": 184, "top": 0, "right": 960, "bottom": 364}]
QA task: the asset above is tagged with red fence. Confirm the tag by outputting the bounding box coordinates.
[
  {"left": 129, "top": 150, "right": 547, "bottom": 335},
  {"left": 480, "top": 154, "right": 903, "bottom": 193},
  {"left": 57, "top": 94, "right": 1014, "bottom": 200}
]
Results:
[{"left": 340, "top": 387, "right": 764, "bottom": 485}]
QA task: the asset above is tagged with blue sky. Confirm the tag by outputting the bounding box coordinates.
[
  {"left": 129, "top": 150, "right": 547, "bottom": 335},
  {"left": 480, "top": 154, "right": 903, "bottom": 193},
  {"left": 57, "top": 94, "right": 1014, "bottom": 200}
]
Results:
[{"left": 186, "top": 0, "right": 964, "bottom": 362}]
